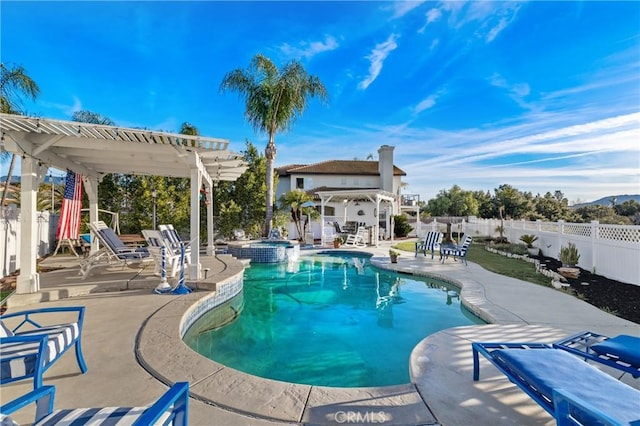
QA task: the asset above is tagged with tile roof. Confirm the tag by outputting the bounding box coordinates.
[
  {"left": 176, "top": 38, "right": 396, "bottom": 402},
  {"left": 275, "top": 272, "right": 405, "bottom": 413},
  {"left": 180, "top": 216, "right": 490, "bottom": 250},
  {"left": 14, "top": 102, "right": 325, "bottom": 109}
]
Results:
[{"left": 276, "top": 160, "right": 406, "bottom": 176}]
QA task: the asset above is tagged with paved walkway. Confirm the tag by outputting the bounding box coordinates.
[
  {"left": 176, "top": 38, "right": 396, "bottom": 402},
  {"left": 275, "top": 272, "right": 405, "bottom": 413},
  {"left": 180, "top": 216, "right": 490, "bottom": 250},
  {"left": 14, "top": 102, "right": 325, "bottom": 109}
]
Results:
[{"left": 2, "top": 243, "right": 638, "bottom": 425}]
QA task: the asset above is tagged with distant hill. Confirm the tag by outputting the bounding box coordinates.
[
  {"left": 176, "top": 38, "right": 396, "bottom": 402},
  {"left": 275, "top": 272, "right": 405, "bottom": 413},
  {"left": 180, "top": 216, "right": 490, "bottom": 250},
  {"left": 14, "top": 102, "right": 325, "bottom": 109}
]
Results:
[{"left": 572, "top": 194, "right": 640, "bottom": 208}]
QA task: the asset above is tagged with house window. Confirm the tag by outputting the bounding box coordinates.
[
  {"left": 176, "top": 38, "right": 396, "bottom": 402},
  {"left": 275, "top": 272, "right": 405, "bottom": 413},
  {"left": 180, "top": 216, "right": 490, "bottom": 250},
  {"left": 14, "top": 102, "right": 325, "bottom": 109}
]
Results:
[{"left": 296, "top": 178, "right": 304, "bottom": 189}]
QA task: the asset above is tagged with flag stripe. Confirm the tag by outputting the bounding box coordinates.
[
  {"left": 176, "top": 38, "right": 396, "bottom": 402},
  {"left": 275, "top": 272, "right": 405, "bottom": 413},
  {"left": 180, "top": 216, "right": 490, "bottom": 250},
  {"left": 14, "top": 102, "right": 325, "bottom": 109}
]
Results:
[{"left": 56, "top": 171, "right": 83, "bottom": 240}]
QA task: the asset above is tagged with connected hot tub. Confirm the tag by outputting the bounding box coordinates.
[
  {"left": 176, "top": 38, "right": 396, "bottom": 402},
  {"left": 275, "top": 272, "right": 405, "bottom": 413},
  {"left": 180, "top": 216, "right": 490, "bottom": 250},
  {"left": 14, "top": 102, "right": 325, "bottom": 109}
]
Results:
[{"left": 226, "top": 240, "right": 300, "bottom": 263}]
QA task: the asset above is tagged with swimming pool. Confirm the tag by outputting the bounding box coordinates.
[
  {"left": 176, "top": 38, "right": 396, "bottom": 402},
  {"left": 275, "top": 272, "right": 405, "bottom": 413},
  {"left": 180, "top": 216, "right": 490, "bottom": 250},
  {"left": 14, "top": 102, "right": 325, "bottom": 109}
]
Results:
[{"left": 183, "top": 252, "right": 484, "bottom": 387}]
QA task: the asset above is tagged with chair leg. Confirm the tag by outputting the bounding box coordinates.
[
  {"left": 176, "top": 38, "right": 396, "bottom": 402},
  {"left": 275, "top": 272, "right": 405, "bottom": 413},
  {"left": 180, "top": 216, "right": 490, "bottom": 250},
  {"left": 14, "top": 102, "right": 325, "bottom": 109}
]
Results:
[{"left": 75, "top": 339, "right": 88, "bottom": 373}]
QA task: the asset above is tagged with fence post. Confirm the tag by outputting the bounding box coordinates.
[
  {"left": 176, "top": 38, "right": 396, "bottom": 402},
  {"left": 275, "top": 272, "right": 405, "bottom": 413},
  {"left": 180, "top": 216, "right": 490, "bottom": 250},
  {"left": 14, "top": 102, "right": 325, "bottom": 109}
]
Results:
[
  {"left": 557, "top": 220, "right": 565, "bottom": 258},
  {"left": 591, "top": 220, "right": 599, "bottom": 274}
]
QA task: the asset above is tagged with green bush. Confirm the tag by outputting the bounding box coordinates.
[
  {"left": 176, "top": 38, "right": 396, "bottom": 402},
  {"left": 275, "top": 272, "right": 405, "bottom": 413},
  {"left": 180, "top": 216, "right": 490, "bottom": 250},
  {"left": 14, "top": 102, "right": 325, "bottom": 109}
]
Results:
[{"left": 393, "top": 215, "right": 413, "bottom": 238}]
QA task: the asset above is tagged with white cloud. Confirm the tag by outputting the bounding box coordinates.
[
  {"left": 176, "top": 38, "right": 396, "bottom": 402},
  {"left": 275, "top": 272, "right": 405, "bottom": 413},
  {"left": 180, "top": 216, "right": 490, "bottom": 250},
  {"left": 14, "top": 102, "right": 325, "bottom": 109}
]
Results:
[
  {"left": 414, "top": 95, "right": 437, "bottom": 114},
  {"left": 426, "top": 7, "right": 443, "bottom": 24},
  {"left": 358, "top": 34, "right": 399, "bottom": 90},
  {"left": 280, "top": 35, "right": 339, "bottom": 60},
  {"left": 436, "top": 1, "right": 523, "bottom": 43},
  {"left": 388, "top": 0, "right": 427, "bottom": 19},
  {"left": 414, "top": 88, "right": 448, "bottom": 114},
  {"left": 489, "top": 73, "right": 531, "bottom": 107},
  {"left": 418, "top": 7, "right": 443, "bottom": 33}
]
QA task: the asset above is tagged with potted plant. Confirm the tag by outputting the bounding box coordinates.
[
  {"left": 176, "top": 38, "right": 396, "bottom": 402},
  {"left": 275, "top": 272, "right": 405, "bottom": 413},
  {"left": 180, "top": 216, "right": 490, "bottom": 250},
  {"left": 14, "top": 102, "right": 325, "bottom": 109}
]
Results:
[
  {"left": 558, "top": 242, "right": 580, "bottom": 278},
  {"left": 333, "top": 236, "right": 344, "bottom": 248},
  {"left": 519, "top": 234, "right": 539, "bottom": 256},
  {"left": 389, "top": 249, "right": 400, "bottom": 263}
]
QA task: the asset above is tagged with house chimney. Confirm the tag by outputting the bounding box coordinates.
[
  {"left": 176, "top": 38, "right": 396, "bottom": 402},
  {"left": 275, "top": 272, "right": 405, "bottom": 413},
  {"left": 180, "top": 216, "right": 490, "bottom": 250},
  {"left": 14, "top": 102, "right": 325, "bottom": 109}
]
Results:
[{"left": 378, "top": 145, "right": 394, "bottom": 193}]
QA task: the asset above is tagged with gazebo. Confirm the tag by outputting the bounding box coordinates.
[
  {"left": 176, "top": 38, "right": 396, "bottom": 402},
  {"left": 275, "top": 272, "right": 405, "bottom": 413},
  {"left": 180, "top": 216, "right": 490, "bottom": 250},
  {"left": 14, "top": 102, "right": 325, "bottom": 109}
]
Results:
[
  {"left": 315, "top": 189, "right": 397, "bottom": 246},
  {"left": 0, "top": 113, "right": 247, "bottom": 294}
]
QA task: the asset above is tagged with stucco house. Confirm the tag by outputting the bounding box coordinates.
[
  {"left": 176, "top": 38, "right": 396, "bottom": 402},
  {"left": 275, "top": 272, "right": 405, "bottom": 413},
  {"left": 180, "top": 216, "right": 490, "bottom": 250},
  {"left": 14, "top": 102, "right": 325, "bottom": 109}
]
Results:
[{"left": 275, "top": 145, "right": 410, "bottom": 244}]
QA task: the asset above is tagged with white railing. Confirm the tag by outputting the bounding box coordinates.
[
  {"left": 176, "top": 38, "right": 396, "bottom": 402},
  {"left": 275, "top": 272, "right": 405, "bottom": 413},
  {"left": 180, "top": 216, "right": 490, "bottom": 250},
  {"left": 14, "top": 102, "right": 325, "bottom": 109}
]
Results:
[
  {"left": 1, "top": 210, "right": 58, "bottom": 277},
  {"left": 462, "top": 218, "right": 640, "bottom": 286}
]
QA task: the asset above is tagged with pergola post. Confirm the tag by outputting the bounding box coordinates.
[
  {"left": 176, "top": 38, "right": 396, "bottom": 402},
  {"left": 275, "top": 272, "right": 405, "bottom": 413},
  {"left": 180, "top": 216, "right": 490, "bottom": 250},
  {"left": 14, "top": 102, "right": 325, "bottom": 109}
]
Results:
[
  {"left": 206, "top": 182, "right": 214, "bottom": 256},
  {"left": 84, "top": 175, "right": 99, "bottom": 254},
  {"left": 16, "top": 156, "right": 40, "bottom": 293},
  {"left": 189, "top": 167, "right": 202, "bottom": 280}
]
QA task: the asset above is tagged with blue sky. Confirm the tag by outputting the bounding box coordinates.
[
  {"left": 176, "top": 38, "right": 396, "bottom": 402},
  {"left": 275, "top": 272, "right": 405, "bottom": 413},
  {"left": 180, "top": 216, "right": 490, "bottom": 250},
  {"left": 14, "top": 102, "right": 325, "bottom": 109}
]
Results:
[{"left": 2, "top": 1, "right": 639, "bottom": 204}]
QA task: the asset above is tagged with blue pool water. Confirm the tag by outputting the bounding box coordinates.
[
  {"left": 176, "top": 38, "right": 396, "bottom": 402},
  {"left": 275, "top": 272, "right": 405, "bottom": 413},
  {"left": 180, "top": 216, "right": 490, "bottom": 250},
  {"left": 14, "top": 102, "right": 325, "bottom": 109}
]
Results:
[{"left": 183, "top": 252, "right": 484, "bottom": 387}]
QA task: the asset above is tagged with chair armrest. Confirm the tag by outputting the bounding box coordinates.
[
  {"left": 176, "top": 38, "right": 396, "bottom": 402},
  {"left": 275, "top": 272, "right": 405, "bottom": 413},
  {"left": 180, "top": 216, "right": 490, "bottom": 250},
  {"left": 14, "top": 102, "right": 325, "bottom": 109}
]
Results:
[
  {"left": 553, "top": 389, "right": 620, "bottom": 426},
  {"left": 2, "top": 307, "right": 85, "bottom": 333},
  {"left": 0, "top": 385, "right": 55, "bottom": 423},
  {"left": 134, "top": 382, "right": 189, "bottom": 426}
]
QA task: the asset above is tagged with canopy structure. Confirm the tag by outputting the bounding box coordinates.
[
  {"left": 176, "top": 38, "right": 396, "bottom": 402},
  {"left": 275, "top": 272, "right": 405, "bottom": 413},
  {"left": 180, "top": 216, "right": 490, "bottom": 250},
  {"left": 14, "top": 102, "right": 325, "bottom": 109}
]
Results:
[
  {"left": 315, "top": 189, "right": 397, "bottom": 246},
  {"left": 0, "top": 113, "right": 248, "bottom": 294}
]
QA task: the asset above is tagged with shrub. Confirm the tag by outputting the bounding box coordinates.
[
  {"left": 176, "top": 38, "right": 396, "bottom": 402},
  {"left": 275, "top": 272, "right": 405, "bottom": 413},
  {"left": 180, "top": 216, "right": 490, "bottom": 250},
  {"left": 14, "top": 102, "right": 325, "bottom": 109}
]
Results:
[
  {"left": 559, "top": 243, "right": 580, "bottom": 266},
  {"left": 393, "top": 215, "right": 412, "bottom": 238},
  {"left": 519, "top": 234, "right": 538, "bottom": 248}
]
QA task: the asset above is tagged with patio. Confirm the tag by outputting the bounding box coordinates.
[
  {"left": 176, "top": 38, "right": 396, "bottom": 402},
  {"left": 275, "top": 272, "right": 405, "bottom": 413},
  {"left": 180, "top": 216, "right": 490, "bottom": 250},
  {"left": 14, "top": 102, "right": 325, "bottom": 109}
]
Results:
[{"left": 2, "top": 243, "right": 637, "bottom": 425}]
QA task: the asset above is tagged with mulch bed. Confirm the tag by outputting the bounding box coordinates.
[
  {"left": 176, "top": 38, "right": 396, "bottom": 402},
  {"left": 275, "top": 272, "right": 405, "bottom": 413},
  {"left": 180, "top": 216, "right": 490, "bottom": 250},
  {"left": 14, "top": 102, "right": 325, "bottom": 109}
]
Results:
[{"left": 533, "top": 255, "right": 640, "bottom": 324}]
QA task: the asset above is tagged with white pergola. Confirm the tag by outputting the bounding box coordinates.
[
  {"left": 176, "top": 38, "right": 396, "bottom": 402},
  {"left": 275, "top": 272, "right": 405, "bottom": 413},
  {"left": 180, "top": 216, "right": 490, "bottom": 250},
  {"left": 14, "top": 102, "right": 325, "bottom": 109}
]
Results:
[
  {"left": 0, "top": 113, "right": 248, "bottom": 294},
  {"left": 315, "top": 189, "right": 397, "bottom": 247}
]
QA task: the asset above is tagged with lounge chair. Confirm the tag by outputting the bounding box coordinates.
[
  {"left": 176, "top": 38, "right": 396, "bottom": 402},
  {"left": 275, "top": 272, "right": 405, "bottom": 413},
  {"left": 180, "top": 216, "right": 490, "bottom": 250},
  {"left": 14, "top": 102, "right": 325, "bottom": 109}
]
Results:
[
  {"left": 0, "top": 307, "right": 87, "bottom": 389},
  {"left": 472, "top": 341, "right": 640, "bottom": 425},
  {"left": 0, "top": 382, "right": 189, "bottom": 425},
  {"left": 80, "top": 221, "right": 150, "bottom": 278},
  {"left": 440, "top": 235, "right": 472, "bottom": 265},
  {"left": 268, "top": 228, "right": 282, "bottom": 240},
  {"left": 553, "top": 330, "right": 640, "bottom": 377},
  {"left": 344, "top": 227, "right": 367, "bottom": 248},
  {"left": 142, "top": 229, "right": 187, "bottom": 278},
  {"left": 414, "top": 231, "right": 443, "bottom": 259}
]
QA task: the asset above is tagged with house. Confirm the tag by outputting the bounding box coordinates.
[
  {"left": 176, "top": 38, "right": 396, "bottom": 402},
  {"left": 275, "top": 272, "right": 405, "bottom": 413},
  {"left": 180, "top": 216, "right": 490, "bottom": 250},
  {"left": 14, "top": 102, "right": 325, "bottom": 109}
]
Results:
[{"left": 275, "top": 145, "right": 408, "bottom": 244}]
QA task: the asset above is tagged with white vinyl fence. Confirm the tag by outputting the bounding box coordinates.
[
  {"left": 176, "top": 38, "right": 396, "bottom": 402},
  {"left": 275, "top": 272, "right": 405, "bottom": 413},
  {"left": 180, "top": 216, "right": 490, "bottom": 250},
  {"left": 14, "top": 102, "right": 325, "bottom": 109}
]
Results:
[
  {"left": 1, "top": 209, "right": 58, "bottom": 278},
  {"left": 461, "top": 218, "right": 640, "bottom": 286}
]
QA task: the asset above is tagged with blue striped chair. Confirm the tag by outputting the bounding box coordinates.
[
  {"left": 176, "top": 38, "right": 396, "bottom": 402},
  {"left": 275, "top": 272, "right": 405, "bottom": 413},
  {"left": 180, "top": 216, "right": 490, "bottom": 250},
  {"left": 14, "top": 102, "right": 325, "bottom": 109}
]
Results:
[
  {"left": 414, "top": 231, "right": 443, "bottom": 259},
  {"left": 1, "top": 307, "right": 87, "bottom": 389},
  {"left": 440, "top": 235, "right": 473, "bottom": 265},
  {"left": 0, "top": 382, "right": 189, "bottom": 425}
]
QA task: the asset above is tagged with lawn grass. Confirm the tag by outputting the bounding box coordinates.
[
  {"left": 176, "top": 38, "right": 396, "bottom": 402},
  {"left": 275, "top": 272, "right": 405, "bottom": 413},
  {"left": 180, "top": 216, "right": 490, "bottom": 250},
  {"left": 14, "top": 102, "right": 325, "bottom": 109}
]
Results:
[{"left": 392, "top": 239, "right": 551, "bottom": 288}]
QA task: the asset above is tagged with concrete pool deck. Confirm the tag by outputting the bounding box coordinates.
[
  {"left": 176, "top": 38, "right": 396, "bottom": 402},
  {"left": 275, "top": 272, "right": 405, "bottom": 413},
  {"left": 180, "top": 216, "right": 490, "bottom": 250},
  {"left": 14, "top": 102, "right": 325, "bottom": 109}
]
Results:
[{"left": 2, "top": 242, "right": 638, "bottom": 425}]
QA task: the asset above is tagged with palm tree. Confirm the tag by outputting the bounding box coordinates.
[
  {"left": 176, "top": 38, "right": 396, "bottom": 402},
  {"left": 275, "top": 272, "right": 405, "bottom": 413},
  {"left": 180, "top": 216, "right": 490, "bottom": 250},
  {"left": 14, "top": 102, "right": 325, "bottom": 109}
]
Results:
[
  {"left": 220, "top": 54, "right": 327, "bottom": 235},
  {"left": 1, "top": 63, "right": 41, "bottom": 210}
]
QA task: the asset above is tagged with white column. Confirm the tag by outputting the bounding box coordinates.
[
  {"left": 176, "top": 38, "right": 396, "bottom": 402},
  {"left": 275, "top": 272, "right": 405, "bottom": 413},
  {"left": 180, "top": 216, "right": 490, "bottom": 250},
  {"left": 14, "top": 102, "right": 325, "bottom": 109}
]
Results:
[
  {"left": 189, "top": 167, "right": 201, "bottom": 280},
  {"left": 206, "top": 183, "right": 214, "bottom": 256},
  {"left": 16, "top": 157, "right": 39, "bottom": 293},
  {"left": 84, "top": 176, "right": 99, "bottom": 253}
]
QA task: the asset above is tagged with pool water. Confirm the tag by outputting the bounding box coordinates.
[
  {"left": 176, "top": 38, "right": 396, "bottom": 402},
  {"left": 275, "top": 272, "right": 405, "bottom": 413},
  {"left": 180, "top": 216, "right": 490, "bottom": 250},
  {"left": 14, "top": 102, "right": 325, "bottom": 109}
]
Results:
[{"left": 183, "top": 252, "right": 483, "bottom": 387}]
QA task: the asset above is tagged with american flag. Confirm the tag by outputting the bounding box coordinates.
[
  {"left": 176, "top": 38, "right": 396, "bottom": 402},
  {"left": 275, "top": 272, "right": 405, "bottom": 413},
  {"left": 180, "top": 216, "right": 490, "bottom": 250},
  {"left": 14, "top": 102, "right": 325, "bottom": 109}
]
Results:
[{"left": 56, "top": 170, "right": 83, "bottom": 240}]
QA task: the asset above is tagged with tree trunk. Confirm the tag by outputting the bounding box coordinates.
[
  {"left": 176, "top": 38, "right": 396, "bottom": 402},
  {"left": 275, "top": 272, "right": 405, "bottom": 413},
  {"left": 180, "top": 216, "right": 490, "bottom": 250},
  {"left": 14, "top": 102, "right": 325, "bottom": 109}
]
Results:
[
  {"left": 1, "top": 154, "right": 16, "bottom": 210},
  {"left": 264, "top": 138, "right": 277, "bottom": 237}
]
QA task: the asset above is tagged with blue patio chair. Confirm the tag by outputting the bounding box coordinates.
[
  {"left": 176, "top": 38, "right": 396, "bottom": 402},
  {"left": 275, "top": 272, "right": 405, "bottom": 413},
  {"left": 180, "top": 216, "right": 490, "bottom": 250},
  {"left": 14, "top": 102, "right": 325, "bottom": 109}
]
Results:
[
  {"left": 142, "top": 229, "right": 187, "bottom": 278},
  {"left": 440, "top": 235, "right": 472, "bottom": 265},
  {"left": 472, "top": 341, "right": 640, "bottom": 425},
  {"left": 0, "top": 382, "right": 189, "bottom": 425},
  {"left": 414, "top": 231, "right": 443, "bottom": 259},
  {"left": 0, "top": 307, "right": 87, "bottom": 389},
  {"left": 553, "top": 330, "right": 640, "bottom": 377},
  {"left": 80, "top": 221, "right": 150, "bottom": 278}
]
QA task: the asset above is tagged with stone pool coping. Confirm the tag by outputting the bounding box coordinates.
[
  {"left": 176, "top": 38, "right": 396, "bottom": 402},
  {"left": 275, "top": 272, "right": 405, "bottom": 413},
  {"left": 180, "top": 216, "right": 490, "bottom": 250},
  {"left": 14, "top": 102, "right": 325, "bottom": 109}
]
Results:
[{"left": 135, "top": 252, "right": 524, "bottom": 424}]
